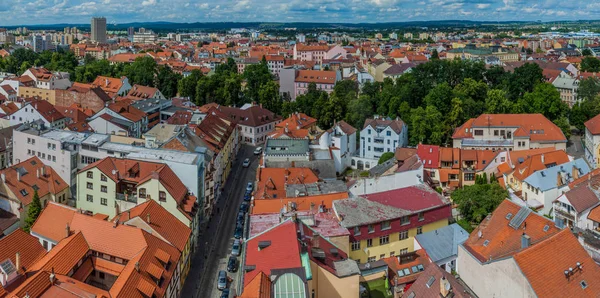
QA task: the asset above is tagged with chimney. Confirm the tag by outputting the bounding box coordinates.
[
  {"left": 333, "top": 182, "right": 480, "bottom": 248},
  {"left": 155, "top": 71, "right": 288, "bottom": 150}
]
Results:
[
  {"left": 65, "top": 223, "right": 70, "bottom": 238},
  {"left": 135, "top": 261, "right": 140, "bottom": 272},
  {"left": 541, "top": 154, "right": 545, "bottom": 163},
  {"left": 146, "top": 213, "right": 151, "bottom": 225},
  {"left": 440, "top": 276, "right": 451, "bottom": 297},
  {"left": 291, "top": 212, "right": 297, "bottom": 222},
  {"left": 49, "top": 268, "right": 55, "bottom": 284},
  {"left": 572, "top": 166, "right": 580, "bottom": 180},
  {"left": 313, "top": 233, "right": 321, "bottom": 249},
  {"left": 41, "top": 166, "right": 45, "bottom": 176},
  {"left": 17, "top": 170, "right": 20, "bottom": 181},
  {"left": 37, "top": 168, "right": 40, "bottom": 179},
  {"left": 15, "top": 252, "right": 20, "bottom": 271},
  {"left": 521, "top": 233, "right": 531, "bottom": 249},
  {"left": 1, "top": 173, "right": 5, "bottom": 183}
]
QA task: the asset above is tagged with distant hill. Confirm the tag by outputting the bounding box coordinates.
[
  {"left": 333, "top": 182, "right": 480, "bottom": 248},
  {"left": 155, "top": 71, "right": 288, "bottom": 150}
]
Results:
[{"left": 3, "top": 20, "right": 539, "bottom": 32}]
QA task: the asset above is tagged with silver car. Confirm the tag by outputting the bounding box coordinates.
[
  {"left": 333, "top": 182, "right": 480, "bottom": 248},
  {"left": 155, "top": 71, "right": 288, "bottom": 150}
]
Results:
[
  {"left": 217, "top": 270, "right": 227, "bottom": 290},
  {"left": 232, "top": 239, "right": 241, "bottom": 256},
  {"left": 242, "top": 158, "right": 250, "bottom": 168}
]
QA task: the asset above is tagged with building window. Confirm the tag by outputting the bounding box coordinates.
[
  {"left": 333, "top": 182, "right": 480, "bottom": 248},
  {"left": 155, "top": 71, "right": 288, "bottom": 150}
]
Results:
[
  {"left": 418, "top": 212, "right": 425, "bottom": 221},
  {"left": 401, "top": 216, "right": 410, "bottom": 225},
  {"left": 86, "top": 195, "right": 93, "bottom": 202},
  {"left": 367, "top": 239, "right": 373, "bottom": 247},
  {"left": 417, "top": 226, "right": 423, "bottom": 235},
  {"left": 139, "top": 188, "right": 147, "bottom": 198},
  {"left": 474, "top": 130, "right": 483, "bottom": 136},
  {"left": 354, "top": 226, "right": 361, "bottom": 236},
  {"left": 390, "top": 251, "right": 395, "bottom": 257},
  {"left": 101, "top": 198, "right": 107, "bottom": 206},
  {"left": 159, "top": 191, "right": 166, "bottom": 202},
  {"left": 367, "top": 256, "right": 376, "bottom": 263},
  {"left": 399, "top": 230, "right": 408, "bottom": 240},
  {"left": 379, "top": 235, "right": 389, "bottom": 245},
  {"left": 87, "top": 182, "right": 93, "bottom": 190},
  {"left": 368, "top": 224, "right": 374, "bottom": 233},
  {"left": 368, "top": 129, "right": 371, "bottom": 135},
  {"left": 380, "top": 254, "right": 386, "bottom": 259},
  {"left": 87, "top": 171, "right": 93, "bottom": 179},
  {"left": 465, "top": 173, "right": 475, "bottom": 181},
  {"left": 101, "top": 185, "right": 107, "bottom": 193},
  {"left": 386, "top": 131, "right": 391, "bottom": 136},
  {"left": 381, "top": 221, "right": 391, "bottom": 230},
  {"left": 351, "top": 241, "right": 360, "bottom": 251},
  {"left": 399, "top": 248, "right": 408, "bottom": 255},
  {"left": 101, "top": 174, "right": 107, "bottom": 182}
]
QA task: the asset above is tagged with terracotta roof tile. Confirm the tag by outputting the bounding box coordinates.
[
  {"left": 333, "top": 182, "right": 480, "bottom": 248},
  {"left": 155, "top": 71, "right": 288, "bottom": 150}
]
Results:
[
  {"left": 453, "top": 114, "right": 567, "bottom": 143},
  {"left": 462, "top": 200, "right": 561, "bottom": 263},
  {"left": 0, "top": 229, "right": 46, "bottom": 274},
  {"left": 511, "top": 150, "right": 570, "bottom": 182},
  {"left": 513, "top": 229, "right": 600, "bottom": 297},
  {"left": 295, "top": 70, "right": 337, "bottom": 84},
  {"left": 240, "top": 271, "right": 271, "bottom": 298},
  {"left": 30, "top": 202, "right": 77, "bottom": 243},
  {"left": 402, "top": 263, "right": 475, "bottom": 298}
]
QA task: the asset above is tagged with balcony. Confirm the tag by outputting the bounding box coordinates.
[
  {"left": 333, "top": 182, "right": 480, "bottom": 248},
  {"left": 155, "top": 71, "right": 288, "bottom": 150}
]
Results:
[
  {"left": 373, "top": 138, "right": 384, "bottom": 144},
  {"left": 116, "top": 193, "right": 137, "bottom": 203}
]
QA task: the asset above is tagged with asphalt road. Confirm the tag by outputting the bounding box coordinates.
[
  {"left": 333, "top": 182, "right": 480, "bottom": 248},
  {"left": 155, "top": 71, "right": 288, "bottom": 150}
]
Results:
[{"left": 180, "top": 144, "right": 258, "bottom": 298}]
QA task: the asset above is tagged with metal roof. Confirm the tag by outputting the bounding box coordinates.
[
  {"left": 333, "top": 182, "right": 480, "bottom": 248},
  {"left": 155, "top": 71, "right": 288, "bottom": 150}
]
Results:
[{"left": 414, "top": 223, "right": 469, "bottom": 263}]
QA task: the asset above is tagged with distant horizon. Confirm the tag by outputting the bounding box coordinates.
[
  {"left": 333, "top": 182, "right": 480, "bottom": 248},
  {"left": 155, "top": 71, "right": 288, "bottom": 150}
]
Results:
[{"left": 1, "top": 0, "right": 600, "bottom": 27}]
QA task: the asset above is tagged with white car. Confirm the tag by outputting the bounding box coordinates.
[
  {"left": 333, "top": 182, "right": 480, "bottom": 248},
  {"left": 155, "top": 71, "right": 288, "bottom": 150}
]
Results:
[
  {"left": 242, "top": 158, "right": 250, "bottom": 168},
  {"left": 253, "top": 147, "right": 262, "bottom": 155}
]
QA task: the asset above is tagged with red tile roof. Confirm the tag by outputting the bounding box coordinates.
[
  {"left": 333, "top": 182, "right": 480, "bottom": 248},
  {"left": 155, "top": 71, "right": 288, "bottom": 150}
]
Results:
[
  {"left": 513, "top": 229, "right": 600, "bottom": 297},
  {"left": 0, "top": 156, "right": 68, "bottom": 206},
  {"left": 462, "top": 200, "right": 561, "bottom": 263},
  {"left": 255, "top": 167, "right": 319, "bottom": 201},
  {"left": 585, "top": 113, "right": 600, "bottom": 135},
  {"left": 295, "top": 70, "right": 337, "bottom": 84},
  {"left": 0, "top": 229, "right": 46, "bottom": 274},
  {"left": 511, "top": 150, "right": 570, "bottom": 182},
  {"left": 453, "top": 114, "right": 567, "bottom": 143},
  {"left": 30, "top": 202, "right": 77, "bottom": 243},
  {"left": 363, "top": 117, "right": 405, "bottom": 134},
  {"left": 417, "top": 144, "right": 439, "bottom": 169},
  {"left": 28, "top": 100, "right": 66, "bottom": 123},
  {"left": 402, "top": 263, "right": 475, "bottom": 298},
  {"left": 362, "top": 184, "right": 448, "bottom": 212},
  {"left": 240, "top": 272, "right": 271, "bottom": 298}
]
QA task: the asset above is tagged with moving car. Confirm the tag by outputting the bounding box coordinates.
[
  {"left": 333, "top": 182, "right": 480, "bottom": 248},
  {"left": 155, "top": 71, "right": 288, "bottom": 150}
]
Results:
[
  {"left": 242, "top": 158, "right": 250, "bottom": 168},
  {"left": 227, "top": 256, "right": 238, "bottom": 272},
  {"left": 254, "top": 147, "right": 262, "bottom": 155},
  {"left": 246, "top": 182, "right": 253, "bottom": 192},
  {"left": 217, "top": 270, "right": 227, "bottom": 290},
  {"left": 231, "top": 239, "right": 241, "bottom": 256}
]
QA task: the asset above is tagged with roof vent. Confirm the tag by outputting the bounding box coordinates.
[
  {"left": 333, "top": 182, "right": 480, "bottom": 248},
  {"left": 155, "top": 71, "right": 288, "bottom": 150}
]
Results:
[
  {"left": 329, "top": 248, "right": 339, "bottom": 257},
  {"left": 312, "top": 247, "right": 326, "bottom": 259},
  {"left": 258, "top": 241, "right": 271, "bottom": 250}
]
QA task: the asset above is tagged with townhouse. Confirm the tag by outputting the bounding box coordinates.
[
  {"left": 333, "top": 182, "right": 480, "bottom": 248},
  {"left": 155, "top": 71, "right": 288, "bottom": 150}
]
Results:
[
  {"left": 452, "top": 114, "right": 568, "bottom": 151},
  {"left": 0, "top": 125, "right": 16, "bottom": 169},
  {"left": 24, "top": 202, "right": 183, "bottom": 298},
  {"left": 414, "top": 223, "right": 469, "bottom": 273},
  {"left": 457, "top": 199, "right": 600, "bottom": 298},
  {"left": 505, "top": 149, "right": 570, "bottom": 192},
  {"left": 21, "top": 67, "right": 72, "bottom": 90},
  {"left": 402, "top": 263, "right": 476, "bottom": 298},
  {"left": 127, "top": 84, "right": 166, "bottom": 100},
  {"left": 0, "top": 229, "right": 46, "bottom": 292},
  {"left": 319, "top": 120, "right": 357, "bottom": 174},
  {"left": 0, "top": 156, "right": 69, "bottom": 225},
  {"left": 208, "top": 103, "right": 281, "bottom": 145},
  {"left": 240, "top": 218, "right": 360, "bottom": 298},
  {"left": 553, "top": 169, "right": 600, "bottom": 229},
  {"left": 90, "top": 75, "right": 132, "bottom": 98},
  {"left": 360, "top": 116, "right": 408, "bottom": 160},
  {"left": 251, "top": 167, "right": 349, "bottom": 215},
  {"left": 293, "top": 43, "right": 329, "bottom": 62},
  {"left": 523, "top": 158, "right": 590, "bottom": 214},
  {"left": 293, "top": 69, "right": 340, "bottom": 100},
  {"left": 271, "top": 112, "right": 319, "bottom": 140},
  {"left": 88, "top": 101, "right": 147, "bottom": 138},
  {"left": 584, "top": 113, "right": 600, "bottom": 168},
  {"left": 333, "top": 185, "right": 451, "bottom": 264},
  {"left": 349, "top": 153, "right": 423, "bottom": 196},
  {"left": 9, "top": 99, "right": 68, "bottom": 129},
  {"left": 552, "top": 71, "right": 580, "bottom": 107}
]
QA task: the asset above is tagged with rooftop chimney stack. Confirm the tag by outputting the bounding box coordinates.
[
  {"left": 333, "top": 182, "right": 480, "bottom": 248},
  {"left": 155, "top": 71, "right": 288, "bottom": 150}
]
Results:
[
  {"left": 135, "top": 262, "right": 140, "bottom": 272},
  {"left": 521, "top": 233, "right": 531, "bottom": 249},
  {"left": 146, "top": 213, "right": 151, "bottom": 225},
  {"left": 440, "top": 276, "right": 451, "bottom": 297},
  {"left": 49, "top": 268, "right": 55, "bottom": 284},
  {"left": 65, "top": 223, "right": 70, "bottom": 238},
  {"left": 15, "top": 252, "right": 20, "bottom": 271},
  {"left": 312, "top": 233, "right": 321, "bottom": 249}
]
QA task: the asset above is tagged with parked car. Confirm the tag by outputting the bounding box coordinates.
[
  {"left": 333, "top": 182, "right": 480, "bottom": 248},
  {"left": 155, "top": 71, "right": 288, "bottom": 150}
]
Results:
[
  {"left": 227, "top": 256, "right": 238, "bottom": 272},
  {"left": 254, "top": 147, "right": 262, "bottom": 155},
  {"left": 234, "top": 226, "right": 243, "bottom": 239},
  {"left": 237, "top": 211, "right": 244, "bottom": 223},
  {"left": 232, "top": 239, "right": 241, "bottom": 256},
  {"left": 242, "top": 158, "right": 250, "bottom": 168},
  {"left": 244, "top": 193, "right": 251, "bottom": 201},
  {"left": 217, "top": 270, "right": 227, "bottom": 290},
  {"left": 240, "top": 202, "right": 249, "bottom": 213},
  {"left": 246, "top": 182, "right": 253, "bottom": 192},
  {"left": 220, "top": 288, "right": 230, "bottom": 298}
]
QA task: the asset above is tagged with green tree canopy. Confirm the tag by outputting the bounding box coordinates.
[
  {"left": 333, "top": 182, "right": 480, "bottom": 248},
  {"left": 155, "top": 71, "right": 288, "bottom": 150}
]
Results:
[
  {"left": 378, "top": 152, "right": 395, "bottom": 164},
  {"left": 452, "top": 184, "right": 508, "bottom": 224},
  {"left": 23, "top": 190, "right": 42, "bottom": 233},
  {"left": 581, "top": 57, "right": 600, "bottom": 72}
]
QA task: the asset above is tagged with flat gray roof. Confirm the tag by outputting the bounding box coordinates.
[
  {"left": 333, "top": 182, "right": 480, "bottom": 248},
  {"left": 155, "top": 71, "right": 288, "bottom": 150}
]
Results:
[
  {"left": 286, "top": 180, "right": 348, "bottom": 198},
  {"left": 42, "top": 130, "right": 88, "bottom": 144},
  {"left": 265, "top": 138, "right": 309, "bottom": 156}
]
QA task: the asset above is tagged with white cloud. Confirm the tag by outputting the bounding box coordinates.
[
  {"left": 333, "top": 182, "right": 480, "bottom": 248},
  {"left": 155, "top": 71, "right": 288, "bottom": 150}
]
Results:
[
  {"left": 141, "top": 0, "right": 156, "bottom": 6},
  {"left": 476, "top": 3, "right": 490, "bottom": 9}
]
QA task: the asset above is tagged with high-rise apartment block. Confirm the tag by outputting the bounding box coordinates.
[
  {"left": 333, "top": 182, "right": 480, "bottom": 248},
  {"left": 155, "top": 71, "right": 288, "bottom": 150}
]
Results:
[{"left": 90, "top": 17, "right": 107, "bottom": 43}]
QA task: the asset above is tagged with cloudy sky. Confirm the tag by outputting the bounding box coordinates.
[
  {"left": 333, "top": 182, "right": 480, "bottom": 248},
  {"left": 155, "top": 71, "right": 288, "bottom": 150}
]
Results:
[{"left": 0, "top": 0, "right": 598, "bottom": 26}]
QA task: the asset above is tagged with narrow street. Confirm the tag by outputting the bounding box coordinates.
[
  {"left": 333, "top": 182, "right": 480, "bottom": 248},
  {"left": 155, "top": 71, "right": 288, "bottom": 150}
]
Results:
[{"left": 180, "top": 144, "right": 258, "bottom": 298}]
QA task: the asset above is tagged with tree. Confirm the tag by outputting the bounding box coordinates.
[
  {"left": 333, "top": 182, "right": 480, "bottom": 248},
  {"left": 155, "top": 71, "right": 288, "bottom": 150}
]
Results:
[
  {"left": 518, "top": 83, "right": 568, "bottom": 120},
  {"left": 258, "top": 81, "right": 282, "bottom": 115},
  {"left": 431, "top": 49, "right": 439, "bottom": 59},
  {"left": 577, "top": 77, "right": 600, "bottom": 102},
  {"left": 553, "top": 116, "right": 572, "bottom": 140},
  {"left": 23, "top": 190, "right": 42, "bottom": 233},
  {"left": 485, "top": 89, "right": 513, "bottom": 113},
  {"left": 243, "top": 58, "right": 272, "bottom": 102},
  {"left": 378, "top": 152, "right": 395, "bottom": 164},
  {"left": 452, "top": 184, "right": 508, "bottom": 224},
  {"left": 155, "top": 65, "right": 182, "bottom": 98},
  {"left": 177, "top": 69, "right": 202, "bottom": 98},
  {"left": 122, "top": 56, "right": 158, "bottom": 86},
  {"left": 506, "top": 62, "right": 544, "bottom": 100},
  {"left": 581, "top": 57, "right": 600, "bottom": 72},
  {"left": 582, "top": 48, "right": 593, "bottom": 56}
]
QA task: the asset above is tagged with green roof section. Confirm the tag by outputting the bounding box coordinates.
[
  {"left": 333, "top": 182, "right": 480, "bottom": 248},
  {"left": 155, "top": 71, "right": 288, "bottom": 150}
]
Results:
[{"left": 301, "top": 251, "right": 312, "bottom": 280}]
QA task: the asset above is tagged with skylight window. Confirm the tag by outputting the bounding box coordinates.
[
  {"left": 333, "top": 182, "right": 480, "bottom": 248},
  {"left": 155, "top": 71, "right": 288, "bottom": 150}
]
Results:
[
  {"left": 581, "top": 280, "right": 588, "bottom": 289},
  {"left": 426, "top": 276, "right": 436, "bottom": 288},
  {"left": 483, "top": 240, "right": 490, "bottom": 247},
  {"left": 543, "top": 225, "right": 550, "bottom": 232}
]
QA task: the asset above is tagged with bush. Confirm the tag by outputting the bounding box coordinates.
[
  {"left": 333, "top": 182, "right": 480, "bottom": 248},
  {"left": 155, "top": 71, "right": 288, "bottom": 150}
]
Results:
[
  {"left": 359, "top": 171, "right": 370, "bottom": 177},
  {"left": 378, "top": 152, "right": 395, "bottom": 165},
  {"left": 457, "top": 219, "right": 474, "bottom": 233}
]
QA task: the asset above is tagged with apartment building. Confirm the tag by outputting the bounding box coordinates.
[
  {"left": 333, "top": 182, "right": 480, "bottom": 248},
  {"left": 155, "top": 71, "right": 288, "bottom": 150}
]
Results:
[
  {"left": 293, "top": 69, "right": 340, "bottom": 100},
  {"left": 9, "top": 100, "right": 68, "bottom": 129},
  {"left": 293, "top": 43, "right": 328, "bottom": 62},
  {"left": 21, "top": 67, "right": 71, "bottom": 90},
  {"left": 207, "top": 103, "right": 281, "bottom": 145},
  {"left": 360, "top": 116, "right": 408, "bottom": 160},
  {"left": 333, "top": 185, "right": 451, "bottom": 264},
  {"left": 452, "top": 114, "right": 567, "bottom": 151},
  {"left": 584, "top": 114, "right": 600, "bottom": 168}
]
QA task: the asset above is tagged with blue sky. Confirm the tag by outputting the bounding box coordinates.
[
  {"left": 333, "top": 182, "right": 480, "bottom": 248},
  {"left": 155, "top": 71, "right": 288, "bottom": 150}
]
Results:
[{"left": 0, "top": 0, "right": 597, "bottom": 26}]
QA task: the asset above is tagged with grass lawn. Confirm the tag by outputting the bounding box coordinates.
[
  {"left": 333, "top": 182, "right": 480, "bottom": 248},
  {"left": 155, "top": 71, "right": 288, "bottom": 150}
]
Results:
[{"left": 363, "top": 279, "right": 392, "bottom": 298}]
